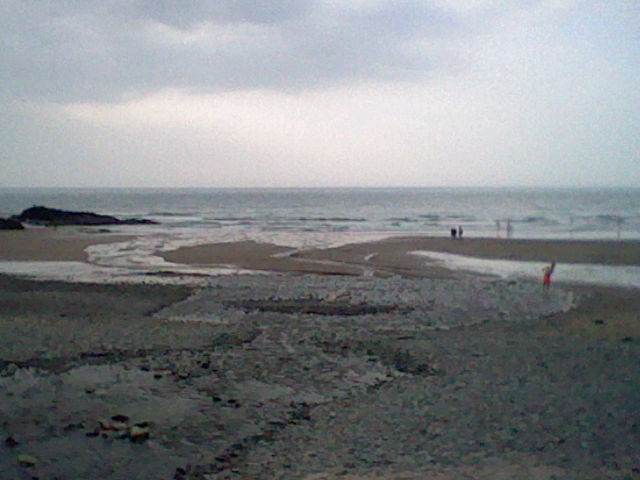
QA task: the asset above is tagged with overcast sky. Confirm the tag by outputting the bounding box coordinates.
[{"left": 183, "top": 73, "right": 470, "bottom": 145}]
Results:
[{"left": 1, "top": 0, "right": 638, "bottom": 188}]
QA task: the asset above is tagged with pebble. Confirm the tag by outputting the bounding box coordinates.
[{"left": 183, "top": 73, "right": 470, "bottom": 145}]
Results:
[
  {"left": 5, "top": 436, "right": 19, "bottom": 447},
  {"left": 1, "top": 363, "right": 18, "bottom": 376},
  {"left": 129, "top": 423, "right": 150, "bottom": 443},
  {"left": 18, "top": 454, "right": 37, "bottom": 467}
]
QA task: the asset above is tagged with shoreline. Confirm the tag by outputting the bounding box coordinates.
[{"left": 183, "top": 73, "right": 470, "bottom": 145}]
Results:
[
  {"left": 159, "top": 236, "right": 640, "bottom": 281},
  {"left": 2, "top": 230, "right": 640, "bottom": 286}
]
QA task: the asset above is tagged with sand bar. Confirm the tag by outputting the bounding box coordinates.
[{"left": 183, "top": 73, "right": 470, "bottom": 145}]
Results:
[
  {"left": 162, "top": 240, "right": 368, "bottom": 276},
  {"left": 0, "top": 228, "right": 132, "bottom": 262},
  {"left": 160, "top": 236, "right": 640, "bottom": 279},
  {"left": 298, "top": 236, "right": 640, "bottom": 265}
]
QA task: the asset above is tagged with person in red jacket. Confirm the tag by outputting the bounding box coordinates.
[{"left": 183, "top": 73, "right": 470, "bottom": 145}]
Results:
[{"left": 542, "top": 262, "right": 556, "bottom": 291}]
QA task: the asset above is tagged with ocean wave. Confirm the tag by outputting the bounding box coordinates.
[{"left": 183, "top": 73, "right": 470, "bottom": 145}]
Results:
[
  {"left": 148, "top": 211, "right": 199, "bottom": 217},
  {"left": 293, "top": 217, "right": 367, "bottom": 222},
  {"left": 594, "top": 214, "right": 625, "bottom": 224},
  {"left": 210, "top": 216, "right": 257, "bottom": 222},
  {"left": 387, "top": 217, "right": 418, "bottom": 223},
  {"left": 446, "top": 215, "right": 475, "bottom": 221},
  {"left": 521, "top": 216, "right": 560, "bottom": 225}
]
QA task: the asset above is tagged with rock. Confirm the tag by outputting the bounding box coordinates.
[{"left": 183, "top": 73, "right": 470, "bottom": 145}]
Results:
[
  {"left": 17, "top": 454, "right": 37, "bottom": 467},
  {"left": 11, "top": 206, "right": 157, "bottom": 226},
  {"left": 0, "top": 218, "right": 24, "bottom": 230},
  {"left": 1, "top": 363, "right": 19, "bottom": 376},
  {"left": 5, "top": 436, "right": 19, "bottom": 447},
  {"left": 63, "top": 423, "right": 85, "bottom": 432},
  {"left": 99, "top": 417, "right": 128, "bottom": 432},
  {"left": 111, "top": 414, "right": 130, "bottom": 423},
  {"left": 129, "top": 423, "right": 150, "bottom": 443}
]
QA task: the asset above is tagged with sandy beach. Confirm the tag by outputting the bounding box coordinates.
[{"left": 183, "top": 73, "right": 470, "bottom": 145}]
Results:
[
  {"left": 161, "top": 236, "right": 640, "bottom": 278},
  {"left": 1, "top": 233, "right": 639, "bottom": 479},
  {"left": 0, "top": 228, "right": 132, "bottom": 262}
]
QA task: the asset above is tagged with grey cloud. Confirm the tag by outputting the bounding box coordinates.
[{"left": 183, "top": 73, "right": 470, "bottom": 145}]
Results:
[
  {"left": 132, "top": 0, "right": 314, "bottom": 27},
  {"left": 0, "top": 0, "right": 459, "bottom": 103}
]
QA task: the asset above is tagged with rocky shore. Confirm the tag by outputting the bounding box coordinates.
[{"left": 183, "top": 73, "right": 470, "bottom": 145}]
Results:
[
  {"left": 9, "top": 206, "right": 157, "bottom": 227},
  {"left": 1, "top": 272, "right": 638, "bottom": 479},
  {"left": 0, "top": 218, "right": 24, "bottom": 230}
]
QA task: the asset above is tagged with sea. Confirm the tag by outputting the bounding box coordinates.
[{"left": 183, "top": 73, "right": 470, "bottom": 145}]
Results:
[{"left": 1, "top": 187, "right": 639, "bottom": 286}]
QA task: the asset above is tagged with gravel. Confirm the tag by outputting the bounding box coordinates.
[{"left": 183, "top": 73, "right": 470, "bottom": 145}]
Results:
[{"left": 0, "top": 274, "right": 637, "bottom": 479}]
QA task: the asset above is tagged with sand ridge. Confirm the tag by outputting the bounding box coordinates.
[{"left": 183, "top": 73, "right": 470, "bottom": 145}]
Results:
[{"left": 160, "top": 236, "right": 640, "bottom": 279}]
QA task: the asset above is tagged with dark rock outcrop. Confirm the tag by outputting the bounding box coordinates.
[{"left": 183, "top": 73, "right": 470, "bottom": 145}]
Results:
[
  {"left": 11, "top": 206, "right": 157, "bottom": 226},
  {"left": 0, "top": 218, "right": 25, "bottom": 230}
]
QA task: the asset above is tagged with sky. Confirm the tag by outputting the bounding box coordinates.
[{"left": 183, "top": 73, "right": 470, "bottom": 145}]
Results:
[{"left": 1, "top": 0, "right": 639, "bottom": 188}]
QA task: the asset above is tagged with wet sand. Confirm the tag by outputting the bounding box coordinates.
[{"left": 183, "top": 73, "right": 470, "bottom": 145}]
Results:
[
  {"left": 161, "top": 236, "right": 640, "bottom": 278},
  {"left": 0, "top": 228, "right": 132, "bottom": 262}
]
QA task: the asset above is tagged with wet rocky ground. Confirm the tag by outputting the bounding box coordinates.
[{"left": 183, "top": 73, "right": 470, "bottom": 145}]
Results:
[{"left": 0, "top": 274, "right": 637, "bottom": 479}]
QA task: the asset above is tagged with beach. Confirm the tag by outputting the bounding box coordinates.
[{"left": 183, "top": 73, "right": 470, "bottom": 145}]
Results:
[
  {"left": 1, "top": 231, "right": 639, "bottom": 479},
  {"left": 161, "top": 236, "right": 640, "bottom": 278},
  {"left": 0, "top": 228, "right": 132, "bottom": 262}
]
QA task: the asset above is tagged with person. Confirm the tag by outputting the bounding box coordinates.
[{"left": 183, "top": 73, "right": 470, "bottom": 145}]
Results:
[
  {"left": 542, "top": 262, "right": 556, "bottom": 291},
  {"left": 506, "top": 220, "right": 513, "bottom": 238},
  {"left": 458, "top": 225, "right": 464, "bottom": 238},
  {"left": 450, "top": 228, "right": 457, "bottom": 239}
]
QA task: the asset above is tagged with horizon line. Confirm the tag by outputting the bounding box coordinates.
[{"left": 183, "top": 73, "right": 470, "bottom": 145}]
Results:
[{"left": 1, "top": 184, "right": 639, "bottom": 190}]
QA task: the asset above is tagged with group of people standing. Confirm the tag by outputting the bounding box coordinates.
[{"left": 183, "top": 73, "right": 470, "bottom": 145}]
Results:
[{"left": 450, "top": 225, "right": 464, "bottom": 239}]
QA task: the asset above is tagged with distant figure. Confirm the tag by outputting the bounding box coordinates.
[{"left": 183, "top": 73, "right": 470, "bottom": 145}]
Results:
[
  {"left": 569, "top": 216, "right": 574, "bottom": 238},
  {"left": 616, "top": 216, "right": 623, "bottom": 240},
  {"left": 496, "top": 220, "right": 501, "bottom": 236},
  {"left": 542, "top": 262, "right": 556, "bottom": 291},
  {"left": 506, "top": 220, "right": 513, "bottom": 238},
  {"left": 450, "top": 228, "right": 457, "bottom": 239},
  {"left": 458, "top": 225, "right": 464, "bottom": 238}
]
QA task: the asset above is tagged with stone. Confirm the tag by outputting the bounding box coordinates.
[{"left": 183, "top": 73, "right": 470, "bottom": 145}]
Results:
[
  {"left": 99, "top": 418, "right": 128, "bottom": 431},
  {"left": 1, "top": 363, "right": 18, "bottom": 376},
  {"left": 111, "top": 414, "right": 130, "bottom": 423},
  {"left": 18, "top": 454, "right": 37, "bottom": 467},
  {"left": 129, "top": 423, "right": 150, "bottom": 443},
  {"left": 5, "top": 436, "right": 19, "bottom": 447},
  {"left": 0, "top": 218, "right": 24, "bottom": 230}
]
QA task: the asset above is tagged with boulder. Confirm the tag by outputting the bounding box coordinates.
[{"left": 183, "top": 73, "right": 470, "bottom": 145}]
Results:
[
  {"left": 11, "top": 206, "right": 157, "bottom": 226},
  {"left": 0, "top": 218, "right": 24, "bottom": 230}
]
